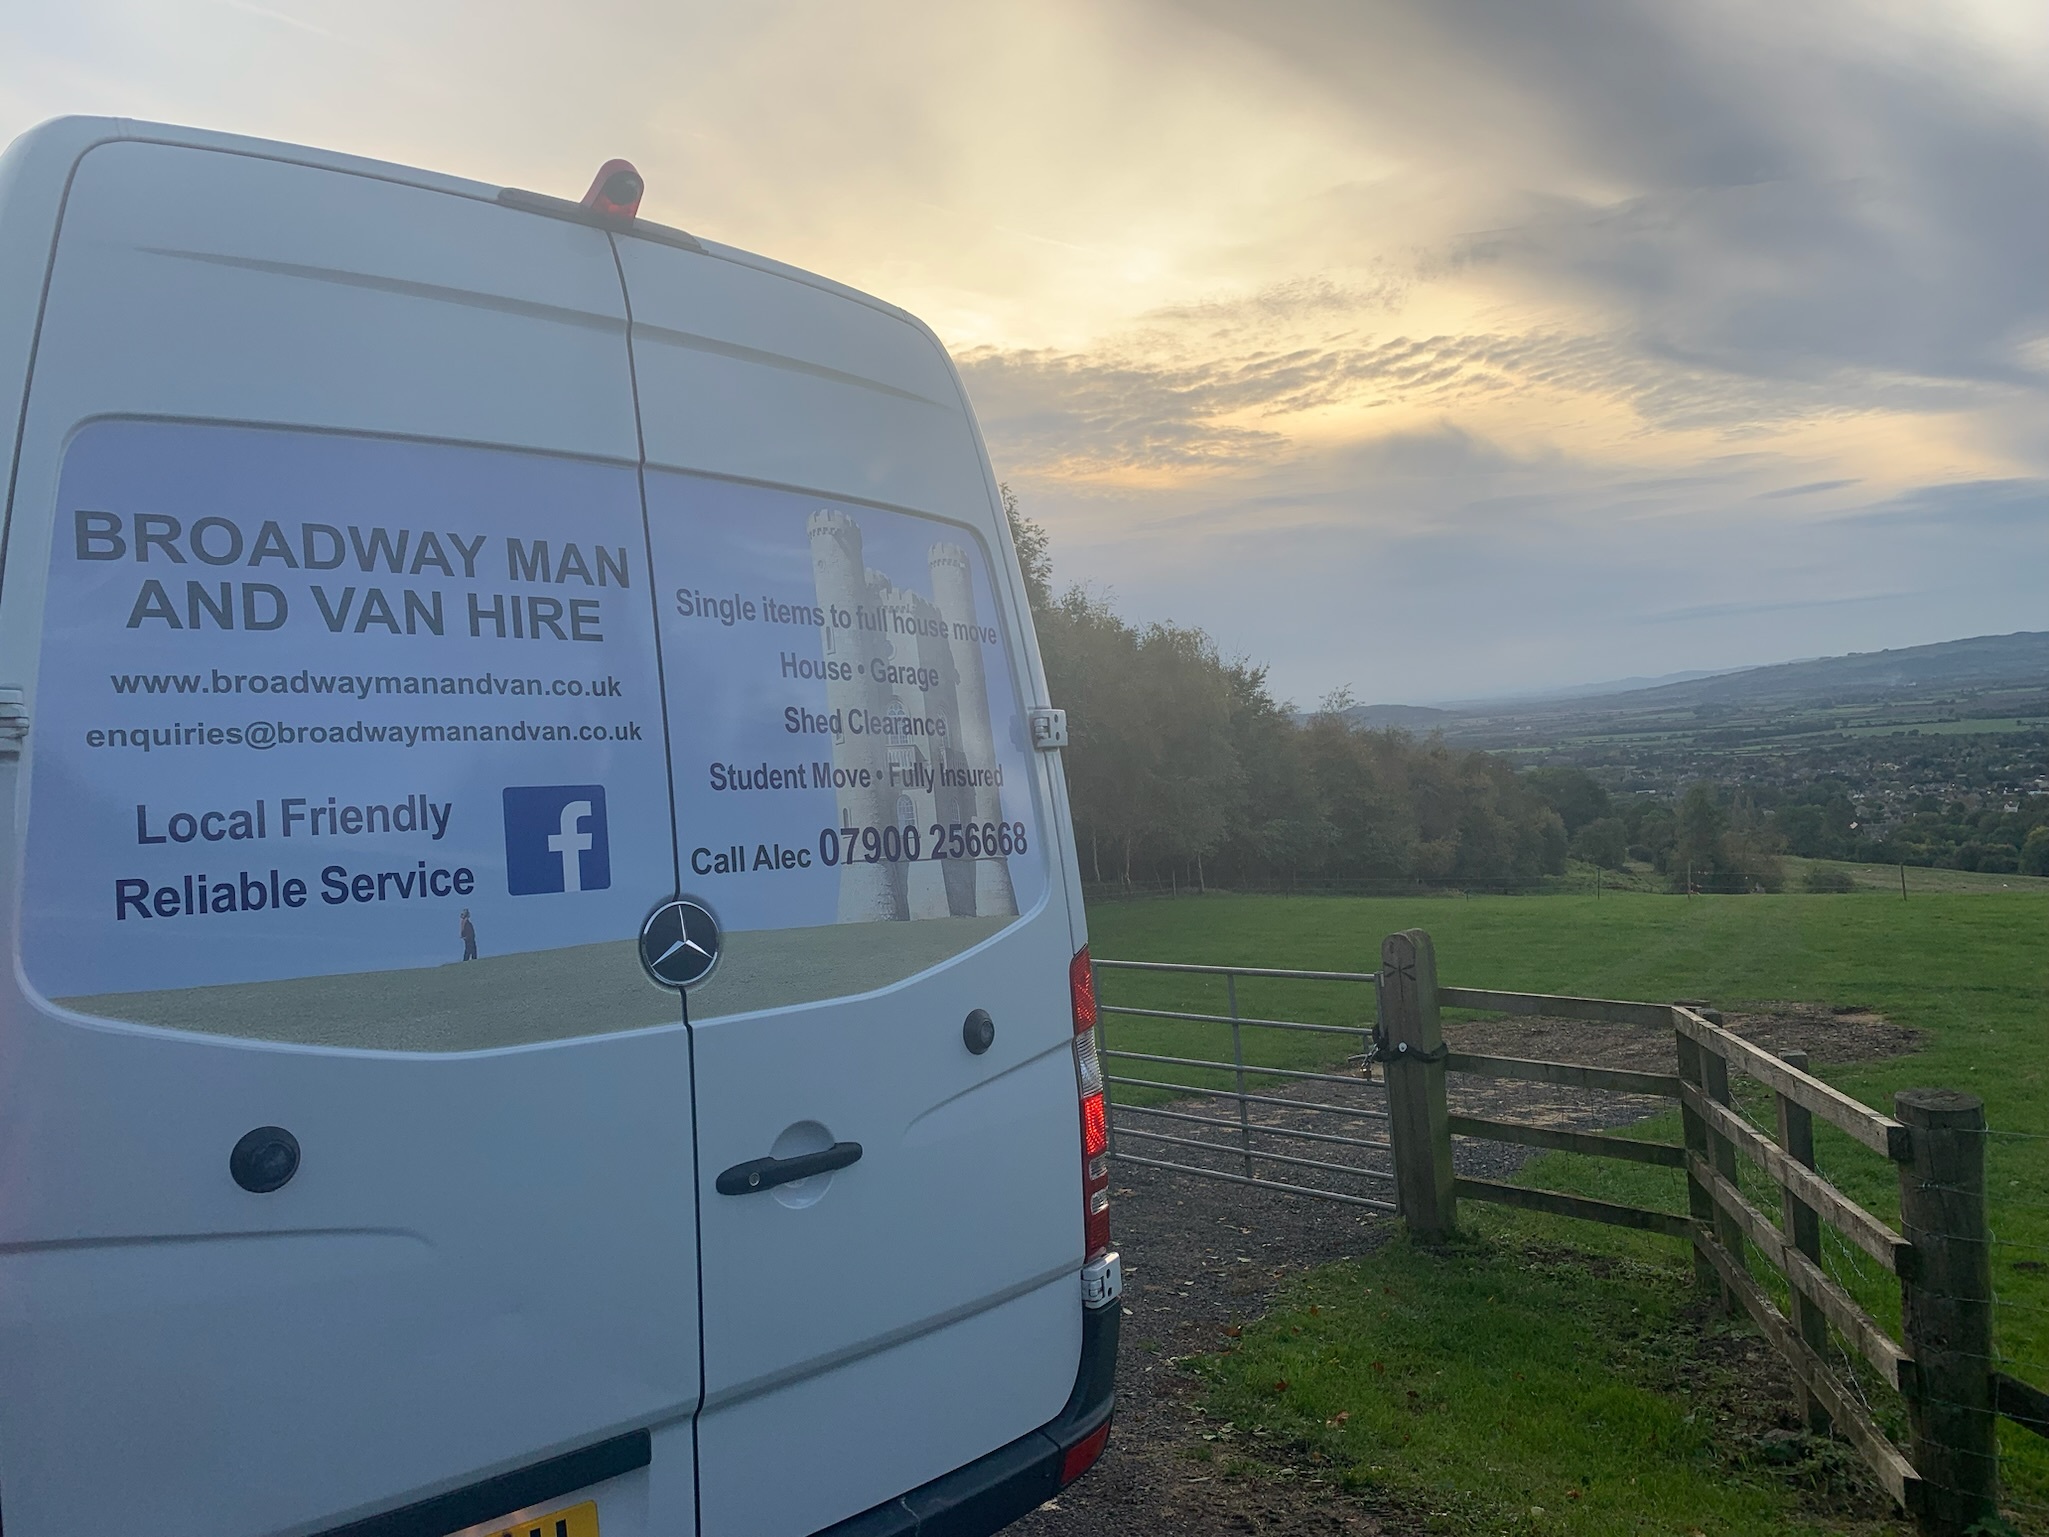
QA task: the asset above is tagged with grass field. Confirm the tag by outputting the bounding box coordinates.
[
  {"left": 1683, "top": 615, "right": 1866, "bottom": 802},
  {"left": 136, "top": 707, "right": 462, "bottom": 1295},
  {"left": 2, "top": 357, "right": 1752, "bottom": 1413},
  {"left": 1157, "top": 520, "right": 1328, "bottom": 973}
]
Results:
[
  {"left": 1088, "top": 885, "right": 2048, "bottom": 1534},
  {"left": 1781, "top": 855, "right": 2049, "bottom": 895},
  {"left": 1818, "top": 716, "right": 2047, "bottom": 739},
  {"left": 1549, "top": 856, "right": 2048, "bottom": 897}
]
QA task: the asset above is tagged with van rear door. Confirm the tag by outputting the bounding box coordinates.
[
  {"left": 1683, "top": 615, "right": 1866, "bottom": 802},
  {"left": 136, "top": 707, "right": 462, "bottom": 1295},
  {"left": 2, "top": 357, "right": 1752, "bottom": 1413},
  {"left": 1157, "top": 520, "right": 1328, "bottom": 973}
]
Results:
[
  {"left": 616, "top": 238, "right": 1087, "bottom": 1536},
  {"left": 0, "top": 130, "right": 698, "bottom": 1536}
]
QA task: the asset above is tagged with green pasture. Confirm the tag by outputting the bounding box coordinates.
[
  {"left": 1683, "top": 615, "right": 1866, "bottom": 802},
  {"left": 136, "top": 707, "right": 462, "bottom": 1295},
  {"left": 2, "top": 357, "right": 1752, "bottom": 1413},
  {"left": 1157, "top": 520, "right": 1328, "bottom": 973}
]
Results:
[
  {"left": 1195, "top": 1238, "right": 1905, "bottom": 1536},
  {"left": 1819, "top": 717, "right": 2046, "bottom": 740},
  {"left": 1782, "top": 855, "right": 2049, "bottom": 895},
  {"left": 1535, "top": 857, "right": 2026, "bottom": 898},
  {"left": 1089, "top": 883, "right": 2048, "bottom": 1532}
]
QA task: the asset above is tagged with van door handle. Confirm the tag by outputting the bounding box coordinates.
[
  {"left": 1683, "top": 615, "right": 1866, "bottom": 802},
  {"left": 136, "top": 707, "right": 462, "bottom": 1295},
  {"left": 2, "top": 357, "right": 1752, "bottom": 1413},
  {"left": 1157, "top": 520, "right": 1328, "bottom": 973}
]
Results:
[{"left": 716, "top": 1141, "right": 862, "bottom": 1195}]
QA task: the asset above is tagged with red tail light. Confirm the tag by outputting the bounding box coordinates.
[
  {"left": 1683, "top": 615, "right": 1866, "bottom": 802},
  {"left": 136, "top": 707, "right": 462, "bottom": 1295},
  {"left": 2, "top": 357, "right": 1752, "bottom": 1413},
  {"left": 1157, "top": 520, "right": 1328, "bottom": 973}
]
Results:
[
  {"left": 1081, "top": 1092, "right": 1108, "bottom": 1161},
  {"left": 1071, "top": 946, "right": 1111, "bottom": 1257},
  {"left": 1069, "top": 946, "right": 1098, "bottom": 1032}
]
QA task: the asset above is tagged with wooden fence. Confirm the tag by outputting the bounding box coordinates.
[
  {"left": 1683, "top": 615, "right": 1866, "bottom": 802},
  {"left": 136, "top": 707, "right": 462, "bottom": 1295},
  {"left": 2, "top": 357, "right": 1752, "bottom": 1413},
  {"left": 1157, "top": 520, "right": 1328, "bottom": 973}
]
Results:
[{"left": 1379, "top": 927, "right": 2048, "bottom": 1537}]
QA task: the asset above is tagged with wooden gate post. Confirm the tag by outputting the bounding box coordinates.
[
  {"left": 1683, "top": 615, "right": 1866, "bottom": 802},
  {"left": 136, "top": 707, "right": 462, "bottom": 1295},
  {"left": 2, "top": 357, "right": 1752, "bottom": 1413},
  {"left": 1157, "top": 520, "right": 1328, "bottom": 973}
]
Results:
[
  {"left": 1896, "top": 1088, "right": 1998, "bottom": 1535},
  {"left": 1381, "top": 929, "right": 1456, "bottom": 1240}
]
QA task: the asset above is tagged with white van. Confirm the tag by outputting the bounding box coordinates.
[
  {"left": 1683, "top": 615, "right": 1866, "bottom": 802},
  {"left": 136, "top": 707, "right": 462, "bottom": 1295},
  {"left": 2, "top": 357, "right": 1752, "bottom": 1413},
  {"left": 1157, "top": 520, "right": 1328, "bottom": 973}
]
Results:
[{"left": 0, "top": 117, "right": 1117, "bottom": 1537}]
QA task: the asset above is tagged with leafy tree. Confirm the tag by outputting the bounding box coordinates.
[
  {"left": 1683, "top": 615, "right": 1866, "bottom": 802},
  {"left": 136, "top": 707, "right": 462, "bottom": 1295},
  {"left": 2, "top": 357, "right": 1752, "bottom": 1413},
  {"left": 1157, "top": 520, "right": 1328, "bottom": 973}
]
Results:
[
  {"left": 1770, "top": 782, "right": 1857, "bottom": 859},
  {"left": 1001, "top": 484, "right": 1053, "bottom": 615},
  {"left": 1570, "top": 817, "right": 1629, "bottom": 869},
  {"left": 1667, "top": 785, "right": 1782, "bottom": 892},
  {"left": 1525, "top": 765, "right": 1612, "bottom": 835},
  {"left": 1671, "top": 785, "right": 1727, "bottom": 889},
  {"left": 1126, "top": 620, "right": 1240, "bottom": 883},
  {"left": 1774, "top": 803, "right": 1829, "bottom": 858},
  {"left": 1219, "top": 661, "right": 1330, "bottom": 882},
  {"left": 1626, "top": 800, "right": 1676, "bottom": 865},
  {"left": 1721, "top": 793, "right": 1786, "bottom": 892},
  {"left": 1035, "top": 588, "right": 1145, "bottom": 883},
  {"left": 1298, "top": 717, "right": 1417, "bottom": 881}
]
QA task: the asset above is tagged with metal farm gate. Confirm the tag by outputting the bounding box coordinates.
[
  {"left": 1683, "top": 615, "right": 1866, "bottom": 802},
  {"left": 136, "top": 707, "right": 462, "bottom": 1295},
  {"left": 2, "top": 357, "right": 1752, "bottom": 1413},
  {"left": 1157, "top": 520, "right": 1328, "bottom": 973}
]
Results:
[{"left": 1093, "top": 958, "right": 1397, "bottom": 1213}]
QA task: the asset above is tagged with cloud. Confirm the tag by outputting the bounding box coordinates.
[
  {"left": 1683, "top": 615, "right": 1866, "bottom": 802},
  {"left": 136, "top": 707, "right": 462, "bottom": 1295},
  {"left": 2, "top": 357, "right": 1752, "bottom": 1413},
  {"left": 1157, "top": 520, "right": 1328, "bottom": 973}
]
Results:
[
  {"left": 959, "top": 327, "right": 1573, "bottom": 478},
  {"left": 1648, "top": 592, "right": 1912, "bottom": 624},
  {"left": 213, "top": 0, "right": 338, "bottom": 41},
  {"left": 1138, "top": 275, "right": 1410, "bottom": 334},
  {"left": 955, "top": 0, "right": 2047, "bottom": 509},
  {"left": 1758, "top": 479, "right": 1860, "bottom": 499},
  {"left": 960, "top": 313, "right": 1977, "bottom": 483},
  {"left": 1167, "top": 0, "right": 2049, "bottom": 393},
  {"left": 1834, "top": 476, "right": 2049, "bottom": 530}
]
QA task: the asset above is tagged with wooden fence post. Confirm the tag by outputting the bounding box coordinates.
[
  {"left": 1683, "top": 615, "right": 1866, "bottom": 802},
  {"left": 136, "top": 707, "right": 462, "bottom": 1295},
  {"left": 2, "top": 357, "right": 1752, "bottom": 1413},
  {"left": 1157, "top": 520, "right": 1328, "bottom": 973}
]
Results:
[
  {"left": 1776, "top": 1049, "right": 1831, "bottom": 1434},
  {"left": 1895, "top": 1089, "right": 1998, "bottom": 1536},
  {"left": 1701, "top": 1043, "right": 1748, "bottom": 1311},
  {"left": 1673, "top": 1016, "right": 1723, "bottom": 1297},
  {"left": 1381, "top": 929, "right": 1456, "bottom": 1240}
]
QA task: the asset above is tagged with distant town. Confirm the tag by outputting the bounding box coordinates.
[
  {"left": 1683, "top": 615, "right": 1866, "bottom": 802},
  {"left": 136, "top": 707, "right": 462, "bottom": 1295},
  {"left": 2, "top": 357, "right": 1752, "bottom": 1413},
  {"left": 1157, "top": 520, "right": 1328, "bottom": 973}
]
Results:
[{"left": 1346, "top": 632, "right": 2047, "bottom": 876}]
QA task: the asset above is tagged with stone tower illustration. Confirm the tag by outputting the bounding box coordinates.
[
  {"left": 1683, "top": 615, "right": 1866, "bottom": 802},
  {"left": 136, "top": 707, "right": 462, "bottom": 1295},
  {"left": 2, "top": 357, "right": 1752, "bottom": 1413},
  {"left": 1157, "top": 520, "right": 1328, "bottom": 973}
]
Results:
[
  {"left": 906, "top": 590, "right": 980, "bottom": 918},
  {"left": 928, "top": 542, "right": 1017, "bottom": 918},
  {"left": 807, "top": 511, "right": 905, "bottom": 921},
  {"left": 868, "top": 580, "right": 958, "bottom": 918}
]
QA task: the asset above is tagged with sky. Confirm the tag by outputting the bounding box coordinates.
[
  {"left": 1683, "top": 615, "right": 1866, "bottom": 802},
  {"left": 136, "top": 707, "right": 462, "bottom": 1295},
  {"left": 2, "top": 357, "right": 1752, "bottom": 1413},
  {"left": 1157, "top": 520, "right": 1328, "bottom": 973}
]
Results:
[{"left": 2, "top": 0, "right": 2044, "bottom": 705}]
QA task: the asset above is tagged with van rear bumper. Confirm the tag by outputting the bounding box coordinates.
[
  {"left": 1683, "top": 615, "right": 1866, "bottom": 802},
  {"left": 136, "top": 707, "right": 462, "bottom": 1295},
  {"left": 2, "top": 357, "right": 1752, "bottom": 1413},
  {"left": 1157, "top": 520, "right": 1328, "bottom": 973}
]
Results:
[{"left": 814, "top": 1297, "right": 1120, "bottom": 1537}]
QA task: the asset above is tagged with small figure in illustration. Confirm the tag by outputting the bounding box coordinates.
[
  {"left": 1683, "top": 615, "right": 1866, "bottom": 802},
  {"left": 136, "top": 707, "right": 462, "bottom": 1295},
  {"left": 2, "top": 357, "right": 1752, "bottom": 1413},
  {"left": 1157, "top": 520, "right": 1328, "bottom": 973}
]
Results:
[{"left": 459, "top": 908, "right": 478, "bottom": 962}]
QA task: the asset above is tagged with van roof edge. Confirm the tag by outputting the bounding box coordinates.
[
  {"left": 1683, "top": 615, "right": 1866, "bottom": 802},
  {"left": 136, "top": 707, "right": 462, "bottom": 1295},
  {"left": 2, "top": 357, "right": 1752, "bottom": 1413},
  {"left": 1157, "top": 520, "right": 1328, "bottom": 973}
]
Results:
[
  {"left": 15, "top": 115, "right": 941, "bottom": 350},
  {"left": 491, "top": 181, "right": 938, "bottom": 344},
  {"left": 494, "top": 185, "right": 705, "bottom": 254},
  {"left": 101, "top": 115, "right": 504, "bottom": 204}
]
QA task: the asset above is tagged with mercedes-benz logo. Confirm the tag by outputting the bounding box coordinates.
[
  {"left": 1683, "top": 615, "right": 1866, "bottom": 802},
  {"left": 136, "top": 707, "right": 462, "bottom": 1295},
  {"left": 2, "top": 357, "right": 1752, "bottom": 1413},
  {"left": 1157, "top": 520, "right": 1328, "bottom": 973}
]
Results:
[{"left": 639, "top": 898, "right": 722, "bottom": 989}]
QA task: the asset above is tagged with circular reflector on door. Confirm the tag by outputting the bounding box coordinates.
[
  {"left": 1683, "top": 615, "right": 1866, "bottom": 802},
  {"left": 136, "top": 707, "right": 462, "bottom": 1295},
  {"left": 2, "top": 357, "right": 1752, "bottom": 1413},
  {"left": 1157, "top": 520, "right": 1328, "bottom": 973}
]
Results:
[{"left": 639, "top": 898, "right": 721, "bottom": 989}]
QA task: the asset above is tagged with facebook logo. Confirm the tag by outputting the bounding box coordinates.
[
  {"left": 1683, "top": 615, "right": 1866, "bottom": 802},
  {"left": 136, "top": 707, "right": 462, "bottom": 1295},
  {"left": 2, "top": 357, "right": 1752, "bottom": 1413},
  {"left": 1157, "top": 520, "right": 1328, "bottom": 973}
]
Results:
[{"left": 503, "top": 785, "right": 611, "bottom": 896}]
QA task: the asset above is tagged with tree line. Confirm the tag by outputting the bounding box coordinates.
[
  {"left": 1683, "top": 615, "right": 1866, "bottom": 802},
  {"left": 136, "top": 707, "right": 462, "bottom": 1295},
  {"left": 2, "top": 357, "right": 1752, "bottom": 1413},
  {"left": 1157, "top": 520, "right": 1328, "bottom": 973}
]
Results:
[
  {"left": 1548, "top": 768, "right": 2049, "bottom": 884},
  {"left": 1008, "top": 496, "right": 1567, "bottom": 891},
  {"left": 1522, "top": 767, "right": 1786, "bottom": 892}
]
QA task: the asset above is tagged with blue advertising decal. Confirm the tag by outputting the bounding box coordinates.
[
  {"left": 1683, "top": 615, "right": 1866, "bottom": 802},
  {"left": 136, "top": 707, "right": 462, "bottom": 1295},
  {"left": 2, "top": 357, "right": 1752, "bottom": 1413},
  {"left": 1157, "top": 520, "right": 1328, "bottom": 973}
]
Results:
[
  {"left": 644, "top": 471, "right": 1044, "bottom": 938},
  {"left": 18, "top": 420, "right": 1044, "bottom": 1047},
  {"left": 20, "top": 420, "right": 676, "bottom": 1045}
]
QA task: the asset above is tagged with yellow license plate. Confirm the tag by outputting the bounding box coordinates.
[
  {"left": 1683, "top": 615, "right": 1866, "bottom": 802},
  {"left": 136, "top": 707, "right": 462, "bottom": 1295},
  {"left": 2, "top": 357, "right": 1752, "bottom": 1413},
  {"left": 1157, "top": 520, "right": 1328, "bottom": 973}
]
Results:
[{"left": 462, "top": 1499, "right": 598, "bottom": 1537}]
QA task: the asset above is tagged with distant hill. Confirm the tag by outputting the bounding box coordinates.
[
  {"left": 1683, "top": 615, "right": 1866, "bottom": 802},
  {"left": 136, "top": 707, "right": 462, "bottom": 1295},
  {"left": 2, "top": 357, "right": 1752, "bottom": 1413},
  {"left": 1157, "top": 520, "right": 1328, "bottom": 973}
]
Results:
[
  {"left": 1563, "top": 631, "right": 2046, "bottom": 713},
  {"left": 1338, "top": 703, "right": 1455, "bottom": 730},
  {"left": 1338, "top": 631, "right": 2047, "bottom": 745},
  {"left": 1441, "top": 668, "right": 1739, "bottom": 707}
]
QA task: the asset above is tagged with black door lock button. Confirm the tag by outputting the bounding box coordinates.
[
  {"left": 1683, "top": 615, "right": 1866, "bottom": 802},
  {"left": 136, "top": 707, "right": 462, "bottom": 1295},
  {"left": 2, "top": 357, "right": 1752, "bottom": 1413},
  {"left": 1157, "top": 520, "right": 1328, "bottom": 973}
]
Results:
[
  {"left": 230, "top": 1126, "right": 300, "bottom": 1193},
  {"left": 962, "top": 1008, "right": 996, "bottom": 1055}
]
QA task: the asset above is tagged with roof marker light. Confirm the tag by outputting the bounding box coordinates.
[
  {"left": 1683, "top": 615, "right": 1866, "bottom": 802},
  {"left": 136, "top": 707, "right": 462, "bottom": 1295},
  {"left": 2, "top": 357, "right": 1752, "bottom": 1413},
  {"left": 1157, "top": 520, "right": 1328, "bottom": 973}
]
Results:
[{"left": 582, "top": 159, "right": 645, "bottom": 221}]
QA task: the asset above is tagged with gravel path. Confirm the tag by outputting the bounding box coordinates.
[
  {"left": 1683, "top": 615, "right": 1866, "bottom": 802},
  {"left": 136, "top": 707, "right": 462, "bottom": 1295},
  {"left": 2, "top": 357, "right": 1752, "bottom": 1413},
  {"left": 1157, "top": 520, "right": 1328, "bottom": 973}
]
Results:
[{"left": 1009, "top": 1155, "right": 1401, "bottom": 1536}]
